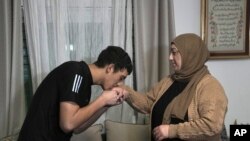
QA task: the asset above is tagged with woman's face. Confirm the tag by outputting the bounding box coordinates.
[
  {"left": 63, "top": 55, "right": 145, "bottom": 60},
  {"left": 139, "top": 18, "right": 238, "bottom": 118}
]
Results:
[{"left": 169, "top": 44, "right": 182, "bottom": 71}]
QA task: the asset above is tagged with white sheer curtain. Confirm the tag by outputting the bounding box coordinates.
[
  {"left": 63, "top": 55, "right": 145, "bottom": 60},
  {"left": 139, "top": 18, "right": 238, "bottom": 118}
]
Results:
[
  {"left": 133, "top": 0, "right": 175, "bottom": 123},
  {"left": 0, "top": 0, "right": 26, "bottom": 140},
  {"left": 23, "top": 0, "right": 135, "bottom": 124}
]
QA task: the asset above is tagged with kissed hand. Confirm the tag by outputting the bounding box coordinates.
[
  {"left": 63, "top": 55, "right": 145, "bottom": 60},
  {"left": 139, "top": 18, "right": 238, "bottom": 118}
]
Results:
[{"left": 112, "top": 87, "right": 129, "bottom": 103}]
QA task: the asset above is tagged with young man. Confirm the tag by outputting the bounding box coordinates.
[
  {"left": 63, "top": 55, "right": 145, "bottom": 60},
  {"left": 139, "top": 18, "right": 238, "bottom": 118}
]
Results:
[{"left": 18, "top": 46, "right": 133, "bottom": 141}]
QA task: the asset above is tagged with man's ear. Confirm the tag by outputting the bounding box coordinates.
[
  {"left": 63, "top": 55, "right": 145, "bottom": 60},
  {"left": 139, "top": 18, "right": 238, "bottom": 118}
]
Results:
[{"left": 106, "top": 64, "right": 114, "bottom": 73}]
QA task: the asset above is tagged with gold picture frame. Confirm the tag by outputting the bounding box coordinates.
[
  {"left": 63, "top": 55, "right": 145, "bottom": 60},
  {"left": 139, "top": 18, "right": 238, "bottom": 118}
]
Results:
[{"left": 201, "top": 0, "right": 250, "bottom": 59}]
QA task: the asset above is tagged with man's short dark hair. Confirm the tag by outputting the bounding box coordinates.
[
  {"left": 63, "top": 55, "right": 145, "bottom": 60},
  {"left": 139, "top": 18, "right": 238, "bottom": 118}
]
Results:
[{"left": 94, "top": 46, "right": 132, "bottom": 74}]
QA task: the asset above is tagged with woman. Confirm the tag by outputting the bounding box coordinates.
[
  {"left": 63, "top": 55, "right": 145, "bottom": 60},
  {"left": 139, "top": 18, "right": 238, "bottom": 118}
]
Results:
[{"left": 122, "top": 33, "right": 228, "bottom": 141}]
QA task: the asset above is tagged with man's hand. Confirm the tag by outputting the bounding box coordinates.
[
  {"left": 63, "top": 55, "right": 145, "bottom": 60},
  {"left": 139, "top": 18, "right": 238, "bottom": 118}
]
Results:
[{"left": 101, "top": 88, "right": 125, "bottom": 106}]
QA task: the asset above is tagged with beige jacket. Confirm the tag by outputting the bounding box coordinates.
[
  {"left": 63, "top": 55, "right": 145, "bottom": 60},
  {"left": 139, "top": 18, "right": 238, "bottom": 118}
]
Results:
[{"left": 125, "top": 74, "right": 228, "bottom": 141}]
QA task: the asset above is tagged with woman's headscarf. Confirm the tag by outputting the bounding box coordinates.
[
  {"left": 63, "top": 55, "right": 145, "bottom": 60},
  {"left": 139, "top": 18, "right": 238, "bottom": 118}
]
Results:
[{"left": 166, "top": 33, "right": 210, "bottom": 121}]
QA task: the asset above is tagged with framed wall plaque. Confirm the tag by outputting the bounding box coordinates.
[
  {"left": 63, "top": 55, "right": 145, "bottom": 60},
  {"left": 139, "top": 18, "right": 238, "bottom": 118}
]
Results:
[{"left": 201, "top": 0, "right": 250, "bottom": 59}]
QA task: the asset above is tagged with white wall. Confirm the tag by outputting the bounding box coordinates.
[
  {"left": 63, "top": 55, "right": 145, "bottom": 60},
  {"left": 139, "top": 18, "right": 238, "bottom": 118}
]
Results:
[{"left": 173, "top": 0, "right": 250, "bottom": 136}]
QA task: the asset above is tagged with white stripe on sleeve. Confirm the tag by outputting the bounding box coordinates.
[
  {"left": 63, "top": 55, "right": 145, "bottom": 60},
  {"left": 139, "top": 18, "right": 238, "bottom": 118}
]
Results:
[
  {"left": 76, "top": 76, "right": 83, "bottom": 93},
  {"left": 72, "top": 74, "right": 83, "bottom": 93},
  {"left": 72, "top": 74, "right": 78, "bottom": 92}
]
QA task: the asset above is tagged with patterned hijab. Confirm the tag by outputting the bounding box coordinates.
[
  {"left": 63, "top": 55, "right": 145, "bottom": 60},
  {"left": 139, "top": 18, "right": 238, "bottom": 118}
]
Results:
[{"left": 166, "top": 33, "right": 210, "bottom": 121}]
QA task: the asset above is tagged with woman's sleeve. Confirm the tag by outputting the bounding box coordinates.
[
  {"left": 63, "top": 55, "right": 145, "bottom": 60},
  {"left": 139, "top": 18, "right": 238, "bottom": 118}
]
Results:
[{"left": 123, "top": 76, "right": 172, "bottom": 114}]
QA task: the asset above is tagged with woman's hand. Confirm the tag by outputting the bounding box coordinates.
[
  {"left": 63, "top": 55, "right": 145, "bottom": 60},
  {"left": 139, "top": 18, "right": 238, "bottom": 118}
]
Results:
[
  {"left": 117, "top": 85, "right": 130, "bottom": 100},
  {"left": 153, "top": 124, "right": 169, "bottom": 141}
]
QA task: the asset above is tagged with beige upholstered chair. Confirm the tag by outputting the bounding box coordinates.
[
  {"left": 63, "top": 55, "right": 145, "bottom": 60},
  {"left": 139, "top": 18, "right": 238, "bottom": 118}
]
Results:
[
  {"left": 70, "top": 124, "right": 103, "bottom": 141},
  {"left": 105, "top": 120, "right": 150, "bottom": 141}
]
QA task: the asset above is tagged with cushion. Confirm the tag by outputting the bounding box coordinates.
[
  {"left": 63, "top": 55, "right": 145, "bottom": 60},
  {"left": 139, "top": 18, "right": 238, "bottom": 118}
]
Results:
[
  {"left": 105, "top": 120, "right": 150, "bottom": 141},
  {"left": 70, "top": 124, "right": 103, "bottom": 141}
]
